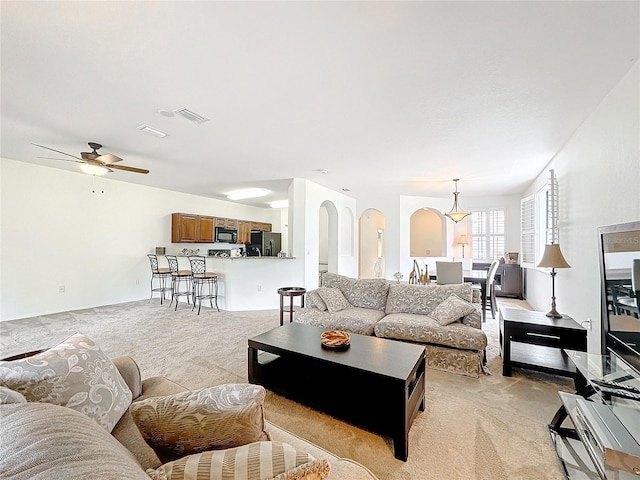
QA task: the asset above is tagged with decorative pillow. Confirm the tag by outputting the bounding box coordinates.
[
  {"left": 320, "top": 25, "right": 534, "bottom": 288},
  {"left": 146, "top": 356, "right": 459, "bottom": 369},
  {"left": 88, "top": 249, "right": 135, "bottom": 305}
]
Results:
[
  {"left": 146, "top": 441, "right": 330, "bottom": 480},
  {"left": 130, "top": 384, "right": 271, "bottom": 463},
  {"left": 317, "top": 287, "right": 351, "bottom": 313},
  {"left": 0, "top": 386, "right": 27, "bottom": 405},
  {"left": 430, "top": 294, "right": 477, "bottom": 326},
  {"left": 0, "top": 402, "right": 150, "bottom": 480},
  {"left": 306, "top": 289, "right": 327, "bottom": 312},
  {"left": 0, "top": 332, "right": 132, "bottom": 432}
]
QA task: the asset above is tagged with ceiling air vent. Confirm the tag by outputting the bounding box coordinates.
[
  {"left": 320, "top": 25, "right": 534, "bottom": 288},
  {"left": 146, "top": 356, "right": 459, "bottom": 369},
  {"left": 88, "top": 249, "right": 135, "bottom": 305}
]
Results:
[{"left": 173, "top": 107, "right": 209, "bottom": 124}]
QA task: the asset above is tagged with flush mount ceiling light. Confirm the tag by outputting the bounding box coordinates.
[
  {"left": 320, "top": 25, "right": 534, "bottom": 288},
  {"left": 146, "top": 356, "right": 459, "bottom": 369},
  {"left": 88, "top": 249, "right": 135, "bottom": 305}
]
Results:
[
  {"left": 269, "top": 200, "right": 289, "bottom": 209},
  {"left": 173, "top": 107, "right": 209, "bottom": 124},
  {"left": 227, "top": 188, "right": 269, "bottom": 200},
  {"left": 136, "top": 124, "right": 168, "bottom": 138},
  {"left": 444, "top": 178, "right": 471, "bottom": 223}
]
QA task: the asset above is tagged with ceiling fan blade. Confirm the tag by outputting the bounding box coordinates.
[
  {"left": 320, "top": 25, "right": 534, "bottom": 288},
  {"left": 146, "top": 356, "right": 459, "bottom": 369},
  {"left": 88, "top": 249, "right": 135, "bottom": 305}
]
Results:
[
  {"left": 95, "top": 153, "right": 123, "bottom": 164},
  {"left": 37, "top": 156, "right": 84, "bottom": 164},
  {"left": 32, "top": 143, "right": 82, "bottom": 160},
  {"left": 109, "top": 164, "right": 149, "bottom": 174}
]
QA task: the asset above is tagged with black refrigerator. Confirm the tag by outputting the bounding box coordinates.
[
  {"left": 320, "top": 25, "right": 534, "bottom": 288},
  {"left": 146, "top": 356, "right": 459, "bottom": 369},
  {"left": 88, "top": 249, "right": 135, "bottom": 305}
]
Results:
[{"left": 248, "top": 231, "right": 281, "bottom": 256}]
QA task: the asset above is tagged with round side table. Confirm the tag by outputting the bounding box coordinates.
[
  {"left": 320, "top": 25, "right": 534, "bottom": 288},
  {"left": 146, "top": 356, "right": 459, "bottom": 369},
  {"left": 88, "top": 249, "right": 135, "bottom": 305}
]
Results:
[{"left": 278, "top": 287, "right": 306, "bottom": 326}]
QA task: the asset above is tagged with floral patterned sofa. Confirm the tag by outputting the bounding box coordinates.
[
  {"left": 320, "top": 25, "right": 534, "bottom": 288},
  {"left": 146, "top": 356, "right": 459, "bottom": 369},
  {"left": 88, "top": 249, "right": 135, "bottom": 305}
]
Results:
[{"left": 295, "top": 273, "right": 488, "bottom": 377}]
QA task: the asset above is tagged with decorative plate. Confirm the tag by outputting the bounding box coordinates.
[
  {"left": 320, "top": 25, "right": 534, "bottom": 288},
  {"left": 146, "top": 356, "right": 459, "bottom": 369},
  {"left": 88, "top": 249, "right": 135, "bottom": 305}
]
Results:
[{"left": 320, "top": 330, "right": 351, "bottom": 350}]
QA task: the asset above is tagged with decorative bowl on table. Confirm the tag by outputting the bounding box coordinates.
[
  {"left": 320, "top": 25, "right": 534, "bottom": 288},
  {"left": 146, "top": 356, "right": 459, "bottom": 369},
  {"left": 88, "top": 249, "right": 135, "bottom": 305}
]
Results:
[
  {"left": 181, "top": 248, "right": 200, "bottom": 256},
  {"left": 320, "top": 330, "right": 351, "bottom": 350}
]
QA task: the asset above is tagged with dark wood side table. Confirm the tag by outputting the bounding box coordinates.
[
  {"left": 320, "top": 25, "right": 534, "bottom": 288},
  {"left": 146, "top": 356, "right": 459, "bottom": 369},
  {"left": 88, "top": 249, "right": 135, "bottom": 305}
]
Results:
[
  {"left": 278, "top": 287, "right": 306, "bottom": 326},
  {"left": 499, "top": 307, "right": 587, "bottom": 379}
]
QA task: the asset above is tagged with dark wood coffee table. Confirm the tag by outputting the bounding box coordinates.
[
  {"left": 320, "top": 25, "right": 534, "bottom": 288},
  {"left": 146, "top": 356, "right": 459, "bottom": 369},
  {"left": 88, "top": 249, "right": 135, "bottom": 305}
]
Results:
[{"left": 248, "top": 323, "right": 426, "bottom": 461}]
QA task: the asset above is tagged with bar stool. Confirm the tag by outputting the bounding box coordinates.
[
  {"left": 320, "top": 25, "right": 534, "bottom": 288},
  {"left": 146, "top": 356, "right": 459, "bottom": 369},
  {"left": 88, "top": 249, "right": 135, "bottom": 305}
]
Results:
[
  {"left": 188, "top": 256, "right": 220, "bottom": 314},
  {"left": 147, "top": 254, "right": 172, "bottom": 304},
  {"left": 278, "top": 287, "right": 306, "bottom": 326},
  {"left": 166, "top": 255, "right": 193, "bottom": 311}
]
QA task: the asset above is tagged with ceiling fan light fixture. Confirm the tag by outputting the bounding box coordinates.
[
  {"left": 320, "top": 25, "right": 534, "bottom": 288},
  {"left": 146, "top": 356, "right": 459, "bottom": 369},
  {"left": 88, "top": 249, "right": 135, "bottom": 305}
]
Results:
[
  {"left": 80, "top": 163, "right": 109, "bottom": 176},
  {"left": 227, "top": 188, "right": 269, "bottom": 200},
  {"left": 444, "top": 178, "right": 471, "bottom": 223}
]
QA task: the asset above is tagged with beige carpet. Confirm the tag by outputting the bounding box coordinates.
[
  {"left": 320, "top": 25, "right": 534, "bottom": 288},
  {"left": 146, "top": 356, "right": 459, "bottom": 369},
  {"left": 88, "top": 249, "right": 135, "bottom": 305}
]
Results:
[{"left": 0, "top": 298, "right": 572, "bottom": 479}]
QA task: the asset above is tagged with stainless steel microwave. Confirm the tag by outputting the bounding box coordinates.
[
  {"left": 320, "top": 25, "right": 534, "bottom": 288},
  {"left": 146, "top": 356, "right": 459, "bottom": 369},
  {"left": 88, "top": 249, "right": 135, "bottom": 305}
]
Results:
[{"left": 214, "top": 227, "right": 237, "bottom": 243}]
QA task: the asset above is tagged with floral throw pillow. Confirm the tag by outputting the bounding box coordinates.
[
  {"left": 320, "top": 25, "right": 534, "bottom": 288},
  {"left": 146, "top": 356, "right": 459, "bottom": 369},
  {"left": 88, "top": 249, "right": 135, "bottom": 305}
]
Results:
[
  {"left": 430, "top": 294, "right": 477, "bottom": 326},
  {"left": 317, "top": 287, "right": 351, "bottom": 313},
  {"left": 146, "top": 441, "right": 330, "bottom": 480},
  {"left": 0, "top": 332, "right": 132, "bottom": 432},
  {"left": 130, "top": 384, "right": 271, "bottom": 463},
  {"left": 306, "top": 289, "right": 327, "bottom": 312}
]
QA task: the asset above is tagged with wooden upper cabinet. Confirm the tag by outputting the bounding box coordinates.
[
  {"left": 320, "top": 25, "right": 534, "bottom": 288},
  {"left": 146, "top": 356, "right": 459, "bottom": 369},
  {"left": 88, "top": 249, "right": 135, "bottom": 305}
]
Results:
[
  {"left": 172, "top": 213, "right": 197, "bottom": 243},
  {"left": 172, "top": 213, "right": 214, "bottom": 243},
  {"left": 174, "top": 214, "right": 271, "bottom": 243},
  {"left": 214, "top": 217, "right": 238, "bottom": 228},
  {"left": 237, "top": 221, "right": 251, "bottom": 244},
  {"left": 197, "top": 216, "right": 214, "bottom": 243},
  {"left": 251, "top": 222, "right": 272, "bottom": 232}
]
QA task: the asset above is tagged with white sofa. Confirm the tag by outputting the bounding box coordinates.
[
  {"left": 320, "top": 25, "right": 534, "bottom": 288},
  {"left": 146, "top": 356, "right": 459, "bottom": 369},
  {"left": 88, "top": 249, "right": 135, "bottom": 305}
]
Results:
[{"left": 296, "top": 273, "right": 488, "bottom": 377}]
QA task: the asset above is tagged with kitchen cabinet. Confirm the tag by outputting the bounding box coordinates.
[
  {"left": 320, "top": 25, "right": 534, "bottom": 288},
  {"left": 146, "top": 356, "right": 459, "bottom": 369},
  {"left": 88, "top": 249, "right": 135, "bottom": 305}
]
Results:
[
  {"left": 172, "top": 213, "right": 197, "bottom": 243},
  {"left": 172, "top": 213, "right": 214, "bottom": 243},
  {"left": 237, "top": 221, "right": 251, "bottom": 244},
  {"left": 251, "top": 222, "right": 272, "bottom": 232},
  {"left": 214, "top": 217, "right": 237, "bottom": 228},
  {"left": 197, "top": 216, "right": 214, "bottom": 243}
]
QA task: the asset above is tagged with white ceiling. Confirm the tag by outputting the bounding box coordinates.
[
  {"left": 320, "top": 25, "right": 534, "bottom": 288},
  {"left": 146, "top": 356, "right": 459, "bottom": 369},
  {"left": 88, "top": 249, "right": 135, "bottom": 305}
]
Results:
[{"left": 2, "top": 1, "right": 638, "bottom": 207}]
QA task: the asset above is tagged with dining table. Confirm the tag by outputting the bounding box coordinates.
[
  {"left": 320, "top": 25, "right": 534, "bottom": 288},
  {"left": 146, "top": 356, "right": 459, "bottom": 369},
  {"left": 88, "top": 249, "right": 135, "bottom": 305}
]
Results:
[{"left": 428, "top": 270, "right": 489, "bottom": 323}]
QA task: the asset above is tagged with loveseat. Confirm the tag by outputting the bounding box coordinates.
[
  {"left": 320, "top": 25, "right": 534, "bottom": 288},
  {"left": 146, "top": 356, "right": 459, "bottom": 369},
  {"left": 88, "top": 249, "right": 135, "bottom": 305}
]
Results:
[
  {"left": 0, "top": 333, "right": 378, "bottom": 480},
  {"left": 296, "top": 273, "right": 488, "bottom": 377}
]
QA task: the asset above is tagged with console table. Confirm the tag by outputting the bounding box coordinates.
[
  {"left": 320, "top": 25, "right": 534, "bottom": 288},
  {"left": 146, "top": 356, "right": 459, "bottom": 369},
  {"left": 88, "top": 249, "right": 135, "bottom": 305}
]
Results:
[
  {"left": 499, "top": 308, "right": 587, "bottom": 378},
  {"left": 549, "top": 350, "right": 640, "bottom": 479}
]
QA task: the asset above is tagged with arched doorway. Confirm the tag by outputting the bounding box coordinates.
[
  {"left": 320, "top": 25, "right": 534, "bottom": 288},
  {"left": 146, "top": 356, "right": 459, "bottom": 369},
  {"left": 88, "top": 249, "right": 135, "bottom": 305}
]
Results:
[
  {"left": 319, "top": 201, "right": 339, "bottom": 281},
  {"left": 410, "top": 208, "right": 445, "bottom": 257},
  {"left": 359, "top": 209, "right": 386, "bottom": 279}
]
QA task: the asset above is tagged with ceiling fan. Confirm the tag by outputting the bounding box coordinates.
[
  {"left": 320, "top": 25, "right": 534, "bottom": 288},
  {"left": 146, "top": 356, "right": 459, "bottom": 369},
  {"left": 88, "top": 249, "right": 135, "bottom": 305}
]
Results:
[{"left": 32, "top": 142, "right": 149, "bottom": 175}]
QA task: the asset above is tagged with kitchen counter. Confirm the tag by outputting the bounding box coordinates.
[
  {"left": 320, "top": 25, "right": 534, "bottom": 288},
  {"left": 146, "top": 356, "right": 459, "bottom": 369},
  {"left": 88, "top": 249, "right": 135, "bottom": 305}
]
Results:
[
  {"left": 154, "top": 255, "right": 303, "bottom": 311},
  {"left": 207, "top": 256, "right": 296, "bottom": 260}
]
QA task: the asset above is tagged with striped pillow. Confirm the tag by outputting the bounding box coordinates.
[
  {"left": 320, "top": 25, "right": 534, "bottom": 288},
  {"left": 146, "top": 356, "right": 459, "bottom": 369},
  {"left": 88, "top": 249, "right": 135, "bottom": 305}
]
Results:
[
  {"left": 146, "top": 441, "right": 330, "bottom": 480},
  {"left": 130, "top": 384, "right": 270, "bottom": 463}
]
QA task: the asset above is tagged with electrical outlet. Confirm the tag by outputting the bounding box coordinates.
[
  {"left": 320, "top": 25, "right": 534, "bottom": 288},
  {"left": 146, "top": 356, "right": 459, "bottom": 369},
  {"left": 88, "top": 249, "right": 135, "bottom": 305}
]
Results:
[
  {"left": 58, "top": 285, "right": 65, "bottom": 293},
  {"left": 257, "top": 285, "right": 262, "bottom": 292},
  {"left": 582, "top": 318, "right": 592, "bottom": 330},
  {"left": 136, "top": 279, "right": 140, "bottom": 285}
]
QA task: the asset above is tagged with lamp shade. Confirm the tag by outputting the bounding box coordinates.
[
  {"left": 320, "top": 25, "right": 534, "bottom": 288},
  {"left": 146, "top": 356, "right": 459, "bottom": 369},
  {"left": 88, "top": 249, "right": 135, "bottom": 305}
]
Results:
[
  {"left": 458, "top": 234, "right": 468, "bottom": 245},
  {"left": 538, "top": 244, "right": 571, "bottom": 269}
]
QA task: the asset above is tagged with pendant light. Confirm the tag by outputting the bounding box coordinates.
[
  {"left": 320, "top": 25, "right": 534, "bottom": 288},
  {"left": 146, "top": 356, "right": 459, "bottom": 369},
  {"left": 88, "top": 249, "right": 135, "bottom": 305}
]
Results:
[{"left": 445, "top": 179, "right": 471, "bottom": 223}]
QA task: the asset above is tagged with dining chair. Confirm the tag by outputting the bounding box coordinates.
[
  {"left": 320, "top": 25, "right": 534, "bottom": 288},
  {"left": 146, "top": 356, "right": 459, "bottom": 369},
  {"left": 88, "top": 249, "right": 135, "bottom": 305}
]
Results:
[
  {"left": 486, "top": 260, "right": 501, "bottom": 318},
  {"left": 166, "top": 255, "right": 193, "bottom": 311},
  {"left": 435, "top": 261, "right": 463, "bottom": 285},
  {"left": 615, "top": 259, "right": 639, "bottom": 318},
  {"left": 146, "top": 254, "right": 172, "bottom": 304},
  {"left": 188, "top": 256, "right": 220, "bottom": 314}
]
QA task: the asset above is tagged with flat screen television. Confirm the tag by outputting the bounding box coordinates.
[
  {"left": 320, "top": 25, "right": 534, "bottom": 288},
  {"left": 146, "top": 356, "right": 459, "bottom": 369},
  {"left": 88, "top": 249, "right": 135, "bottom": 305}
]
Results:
[{"left": 598, "top": 221, "right": 640, "bottom": 373}]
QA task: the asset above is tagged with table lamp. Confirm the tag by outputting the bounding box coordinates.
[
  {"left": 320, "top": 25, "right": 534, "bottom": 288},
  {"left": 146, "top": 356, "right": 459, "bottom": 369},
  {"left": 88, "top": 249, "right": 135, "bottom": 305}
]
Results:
[
  {"left": 537, "top": 243, "right": 571, "bottom": 318},
  {"left": 458, "top": 235, "right": 468, "bottom": 258}
]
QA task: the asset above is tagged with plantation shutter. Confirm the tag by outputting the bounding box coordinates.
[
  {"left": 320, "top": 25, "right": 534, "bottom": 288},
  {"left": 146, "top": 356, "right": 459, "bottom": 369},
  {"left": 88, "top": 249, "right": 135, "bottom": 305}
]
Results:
[{"left": 521, "top": 195, "right": 535, "bottom": 268}]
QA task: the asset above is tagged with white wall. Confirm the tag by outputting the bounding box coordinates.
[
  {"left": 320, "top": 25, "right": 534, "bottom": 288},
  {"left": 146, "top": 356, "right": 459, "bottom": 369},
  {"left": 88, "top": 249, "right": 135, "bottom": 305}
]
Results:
[
  {"left": 0, "top": 159, "right": 282, "bottom": 320},
  {"left": 523, "top": 62, "right": 640, "bottom": 353},
  {"left": 288, "top": 179, "right": 357, "bottom": 289}
]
